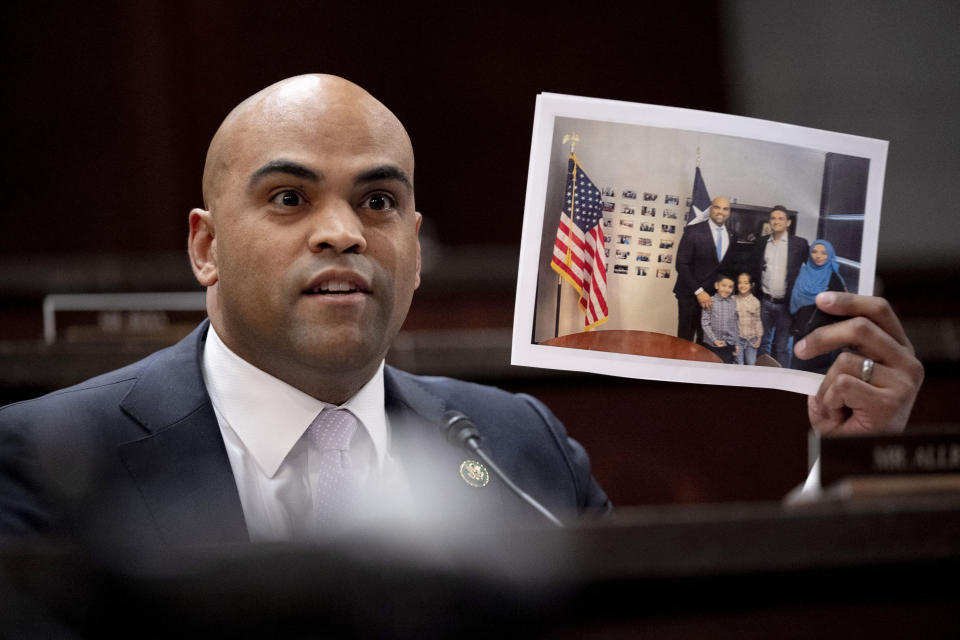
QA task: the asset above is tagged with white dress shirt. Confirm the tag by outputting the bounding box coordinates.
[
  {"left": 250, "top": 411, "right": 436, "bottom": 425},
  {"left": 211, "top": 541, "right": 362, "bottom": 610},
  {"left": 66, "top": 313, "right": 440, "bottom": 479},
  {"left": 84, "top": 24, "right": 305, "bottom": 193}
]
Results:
[
  {"left": 710, "top": 220, "right": 732, "bottom": 262},
  {"left": 201, "top": 325, "right": 408, "bottom": 542},
  {"left": 762, "top": 233, "right": 789, "bottom": 299}
]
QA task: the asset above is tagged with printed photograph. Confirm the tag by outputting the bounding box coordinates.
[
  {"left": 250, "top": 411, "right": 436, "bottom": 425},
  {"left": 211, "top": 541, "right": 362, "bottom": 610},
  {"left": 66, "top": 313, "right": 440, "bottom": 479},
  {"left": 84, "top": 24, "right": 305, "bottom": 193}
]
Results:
[{"left": 514, "top": 93, "right": 886, "bottom": 395}]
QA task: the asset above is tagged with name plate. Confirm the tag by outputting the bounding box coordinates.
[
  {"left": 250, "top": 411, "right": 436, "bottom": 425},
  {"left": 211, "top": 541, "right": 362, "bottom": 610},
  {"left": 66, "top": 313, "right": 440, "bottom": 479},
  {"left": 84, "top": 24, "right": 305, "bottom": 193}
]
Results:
[
  {"left": 43, "top": 292, "right": 207, "bottom": 344},
  {"left": 813, "top": 428, "right": 960, "bottom": 488}
]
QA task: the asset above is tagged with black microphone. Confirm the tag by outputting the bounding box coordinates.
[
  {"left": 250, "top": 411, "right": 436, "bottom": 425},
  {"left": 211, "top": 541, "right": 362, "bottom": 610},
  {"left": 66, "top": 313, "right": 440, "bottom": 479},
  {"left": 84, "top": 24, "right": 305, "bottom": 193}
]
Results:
[{"left": 441, "top": 410, "right": 564, "bottom": 528}]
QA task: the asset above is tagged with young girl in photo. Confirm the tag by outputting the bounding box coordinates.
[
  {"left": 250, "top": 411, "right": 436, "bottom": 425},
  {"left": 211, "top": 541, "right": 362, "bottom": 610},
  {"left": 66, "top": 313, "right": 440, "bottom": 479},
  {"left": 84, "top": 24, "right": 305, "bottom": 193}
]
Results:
[{"left": 734, "top": 272, "right": 762, "bottom": 365}]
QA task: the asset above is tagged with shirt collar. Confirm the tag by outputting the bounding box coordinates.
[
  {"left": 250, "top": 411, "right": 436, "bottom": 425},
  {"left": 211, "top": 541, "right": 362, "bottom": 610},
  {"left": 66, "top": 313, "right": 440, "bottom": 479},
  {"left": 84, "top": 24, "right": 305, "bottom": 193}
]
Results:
[
  {"left": 201, "top": 325, "right": 387, "bottom": 478},
  {"left": 767, "top": 233, "right": 787, "bottom": 245}
]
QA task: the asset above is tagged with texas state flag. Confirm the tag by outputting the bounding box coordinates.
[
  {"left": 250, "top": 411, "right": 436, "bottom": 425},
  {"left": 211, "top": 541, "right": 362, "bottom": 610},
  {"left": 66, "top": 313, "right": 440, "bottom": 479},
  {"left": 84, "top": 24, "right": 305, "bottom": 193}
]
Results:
[{"left": 685, "top": 166, "right": 711, "bottom": 225}]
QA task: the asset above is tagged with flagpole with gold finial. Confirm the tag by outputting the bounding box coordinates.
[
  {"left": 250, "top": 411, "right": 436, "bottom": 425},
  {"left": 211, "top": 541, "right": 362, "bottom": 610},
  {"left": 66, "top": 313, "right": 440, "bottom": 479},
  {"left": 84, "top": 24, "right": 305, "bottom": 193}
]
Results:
[
  {"left": 555, "top": 133, "right": 580, "bottom": 337},
  {"left": 562, "top": 133, "right": 580, "bottom": 266}
]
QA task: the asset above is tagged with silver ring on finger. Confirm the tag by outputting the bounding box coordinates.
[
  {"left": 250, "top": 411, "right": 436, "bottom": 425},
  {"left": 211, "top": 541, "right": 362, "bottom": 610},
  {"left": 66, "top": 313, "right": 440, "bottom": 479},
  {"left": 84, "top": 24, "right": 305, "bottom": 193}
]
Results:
[{"left": 860, "top": 357, "right": 875, "bottom": 384}]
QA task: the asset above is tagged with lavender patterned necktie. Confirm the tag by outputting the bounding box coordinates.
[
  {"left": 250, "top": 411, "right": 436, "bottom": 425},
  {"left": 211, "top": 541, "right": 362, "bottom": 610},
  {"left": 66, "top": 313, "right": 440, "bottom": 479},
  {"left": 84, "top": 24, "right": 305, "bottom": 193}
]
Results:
[{"left": 306, "top": 407, "right": 361, "bottom": 529}]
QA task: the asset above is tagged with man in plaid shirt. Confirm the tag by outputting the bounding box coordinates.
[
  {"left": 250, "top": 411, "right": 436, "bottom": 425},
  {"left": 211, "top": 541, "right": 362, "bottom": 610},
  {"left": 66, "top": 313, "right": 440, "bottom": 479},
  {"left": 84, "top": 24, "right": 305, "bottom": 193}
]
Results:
[{"left": 701, "top": 274, "right": 738, "bottom": 364}]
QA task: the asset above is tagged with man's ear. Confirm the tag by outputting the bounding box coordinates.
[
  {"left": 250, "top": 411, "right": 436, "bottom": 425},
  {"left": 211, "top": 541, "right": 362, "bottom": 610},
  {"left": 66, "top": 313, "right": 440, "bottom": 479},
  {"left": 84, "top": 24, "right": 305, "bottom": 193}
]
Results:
[
  {"left": 188, "top": 208, "right": 219, "bottom": 287},
  {"left": 413, "top": 211, "right": 423, "bottom": 289}
]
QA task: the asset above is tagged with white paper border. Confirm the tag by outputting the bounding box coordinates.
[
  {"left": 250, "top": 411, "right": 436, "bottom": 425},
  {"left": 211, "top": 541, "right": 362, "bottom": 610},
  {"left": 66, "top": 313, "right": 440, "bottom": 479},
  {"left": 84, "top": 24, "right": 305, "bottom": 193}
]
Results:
[{"left": 512, "top": 93, "right": 887, "bottom": 396}]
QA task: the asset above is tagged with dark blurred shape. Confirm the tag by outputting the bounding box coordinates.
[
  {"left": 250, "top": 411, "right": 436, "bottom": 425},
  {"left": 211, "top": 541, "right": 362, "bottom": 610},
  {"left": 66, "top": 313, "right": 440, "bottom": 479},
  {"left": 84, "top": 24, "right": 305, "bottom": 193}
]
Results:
[
  {"left": 723, "top": 0, "right": 960, "bottom": 269},
  {"left": 0, "top": 2, "right": 728, "bottom": 255},
  {"left": 2, "top": 496, "right": 959, "bottom": 638}
]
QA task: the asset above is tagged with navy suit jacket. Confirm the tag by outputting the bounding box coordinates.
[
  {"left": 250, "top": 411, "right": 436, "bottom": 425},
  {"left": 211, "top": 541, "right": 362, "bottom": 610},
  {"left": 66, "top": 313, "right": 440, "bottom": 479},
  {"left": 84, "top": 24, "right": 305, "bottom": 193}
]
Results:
[
  {"left": 0, "top": 322, "right": 609, "bottom": 548},
  {"left": 750, "top": 233, "right": 810, "bottom": 302},
  {"left": 673, "top": 220, "right": 740, "bottom": 298}
]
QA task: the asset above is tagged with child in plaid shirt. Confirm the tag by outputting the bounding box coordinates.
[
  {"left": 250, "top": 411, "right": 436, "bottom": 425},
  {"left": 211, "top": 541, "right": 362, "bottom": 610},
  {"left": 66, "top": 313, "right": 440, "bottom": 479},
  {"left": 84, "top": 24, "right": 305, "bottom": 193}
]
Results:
[
  {"left": 701, "top": 274, "right": 738, "bottom": 364},
  {"left": 734, "top": 272, "right": 762, "bottom": 365}
]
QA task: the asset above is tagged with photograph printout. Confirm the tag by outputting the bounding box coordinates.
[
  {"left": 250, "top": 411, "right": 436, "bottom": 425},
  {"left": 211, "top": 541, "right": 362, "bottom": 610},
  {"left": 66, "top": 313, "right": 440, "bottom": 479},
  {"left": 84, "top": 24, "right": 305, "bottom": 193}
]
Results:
[{"left": 512, "top": 93, "right": 887, "bottom": 395}]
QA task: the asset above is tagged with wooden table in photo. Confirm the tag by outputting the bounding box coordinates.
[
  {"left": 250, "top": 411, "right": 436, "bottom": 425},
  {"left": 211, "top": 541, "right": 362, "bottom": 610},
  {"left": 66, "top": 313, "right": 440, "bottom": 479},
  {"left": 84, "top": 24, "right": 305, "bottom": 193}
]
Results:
[{"left": 539, "top": 329, "right": 722, "bottom": 363}]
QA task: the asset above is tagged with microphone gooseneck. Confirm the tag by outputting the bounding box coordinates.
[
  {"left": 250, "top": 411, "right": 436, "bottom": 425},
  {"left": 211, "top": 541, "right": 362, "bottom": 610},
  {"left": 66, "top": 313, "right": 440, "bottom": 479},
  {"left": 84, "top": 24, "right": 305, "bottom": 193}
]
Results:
[
  {"left": 442, "top": 410, "right": 481, "bottom": 448},
  {"left": 441, "top": 410, "right": 565, "bottom": 528}
]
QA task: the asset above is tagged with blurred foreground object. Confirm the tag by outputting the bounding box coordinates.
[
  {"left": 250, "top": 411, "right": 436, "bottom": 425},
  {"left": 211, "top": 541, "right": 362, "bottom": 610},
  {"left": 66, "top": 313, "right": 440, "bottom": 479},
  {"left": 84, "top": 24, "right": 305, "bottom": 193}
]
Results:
[{"left": 2, "top": 497, "right": 958, "bottom": 638}]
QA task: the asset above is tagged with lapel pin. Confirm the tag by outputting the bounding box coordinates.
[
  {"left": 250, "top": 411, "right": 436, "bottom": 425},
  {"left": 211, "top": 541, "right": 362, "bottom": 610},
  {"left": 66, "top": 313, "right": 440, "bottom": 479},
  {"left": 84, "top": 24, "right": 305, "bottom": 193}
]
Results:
[{"left": 459, "top": 460, "right": 490, "bottom": 488}]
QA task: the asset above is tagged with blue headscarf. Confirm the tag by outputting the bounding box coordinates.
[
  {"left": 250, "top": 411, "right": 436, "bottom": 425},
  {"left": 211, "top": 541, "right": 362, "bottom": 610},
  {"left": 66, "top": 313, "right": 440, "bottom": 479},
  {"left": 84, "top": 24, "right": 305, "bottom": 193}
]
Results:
[{"left": 790, "top": 239, "right": 843, "bottom": 314}]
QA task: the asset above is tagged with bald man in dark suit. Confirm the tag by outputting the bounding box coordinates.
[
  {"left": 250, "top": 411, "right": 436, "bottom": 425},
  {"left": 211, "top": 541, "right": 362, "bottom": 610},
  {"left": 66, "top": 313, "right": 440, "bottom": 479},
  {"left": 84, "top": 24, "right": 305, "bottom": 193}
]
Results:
[
  {"left": 673, "top": 196, "right": 741, "bottom": 344},
  {"left": 0, "top": 75, "right": 609, "bottom": 546}
]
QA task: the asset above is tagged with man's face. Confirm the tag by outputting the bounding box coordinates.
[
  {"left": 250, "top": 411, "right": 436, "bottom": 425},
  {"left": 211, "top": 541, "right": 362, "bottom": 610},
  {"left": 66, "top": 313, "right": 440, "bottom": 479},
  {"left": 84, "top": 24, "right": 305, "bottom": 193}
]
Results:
[
  {"left": 193, "top": 80, "right": 421, "bottom": 391},
  {"left": 716, "top": 278, "right": 734, "bottom": 298},
  {"left": 769, "top": 209, "right": 790, "bottom": 235},
  {"left": 709, "top": 197, "right": 730, "bottom": 226}
]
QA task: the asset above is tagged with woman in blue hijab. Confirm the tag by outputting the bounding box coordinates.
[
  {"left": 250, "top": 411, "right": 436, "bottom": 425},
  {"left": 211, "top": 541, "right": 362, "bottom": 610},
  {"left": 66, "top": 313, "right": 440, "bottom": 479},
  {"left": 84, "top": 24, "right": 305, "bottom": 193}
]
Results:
[{"left": 790, "top": 239, "right": 846, "bottom": 373}]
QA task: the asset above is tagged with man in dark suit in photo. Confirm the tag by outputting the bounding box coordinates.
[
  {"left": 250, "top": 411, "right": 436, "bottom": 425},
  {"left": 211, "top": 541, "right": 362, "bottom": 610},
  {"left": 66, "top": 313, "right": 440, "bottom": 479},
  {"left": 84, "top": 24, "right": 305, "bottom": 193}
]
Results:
[
  {"left": 0, "top": 76, "right": 926, "bottom": 551},
  {"left": 751, "top": 206, "right": 810, "bottom": 367},
  {"left": 673, "top": 196, "right": 740, "bottom": 344}
]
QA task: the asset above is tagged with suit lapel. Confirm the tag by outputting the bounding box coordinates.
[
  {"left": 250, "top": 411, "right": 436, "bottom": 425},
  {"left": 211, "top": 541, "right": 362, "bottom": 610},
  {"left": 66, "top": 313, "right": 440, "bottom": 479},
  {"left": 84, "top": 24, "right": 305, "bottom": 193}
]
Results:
[
  {"left": 117, "top": 321, "right": 248, "bottom": 546},
  {"left": 701, "top": 221, "right": 721, "bottom": 268},
  {"left": 383, "top": 367, "right": 510, "bottom": 530},
  {"left": 111, "top": 335, "right": 517, "bottom": 544}
]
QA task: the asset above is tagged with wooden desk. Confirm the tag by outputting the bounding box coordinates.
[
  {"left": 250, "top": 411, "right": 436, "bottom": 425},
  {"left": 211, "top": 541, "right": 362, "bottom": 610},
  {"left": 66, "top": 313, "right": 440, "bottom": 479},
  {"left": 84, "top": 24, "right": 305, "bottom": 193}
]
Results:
[
  {"left": 540, "top": 329, "right": 722, "bottom": 363},
  {"left": 5, "top": 496, "right": 958, "bottom": 638}
]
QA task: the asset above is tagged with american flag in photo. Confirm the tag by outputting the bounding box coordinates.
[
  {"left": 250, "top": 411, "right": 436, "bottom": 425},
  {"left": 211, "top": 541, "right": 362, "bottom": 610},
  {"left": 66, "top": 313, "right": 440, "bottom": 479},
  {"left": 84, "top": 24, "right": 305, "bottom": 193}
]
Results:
[{"left": 550, "top": 155, "right": 609, "bottom": 330}]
